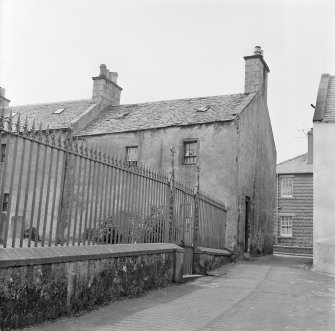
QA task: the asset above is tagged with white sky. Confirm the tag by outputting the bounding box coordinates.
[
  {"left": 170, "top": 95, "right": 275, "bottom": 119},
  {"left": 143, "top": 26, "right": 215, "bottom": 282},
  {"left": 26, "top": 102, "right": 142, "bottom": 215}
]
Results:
[{"left": 1, "top": 0, "right": 334, "bottom": 163}]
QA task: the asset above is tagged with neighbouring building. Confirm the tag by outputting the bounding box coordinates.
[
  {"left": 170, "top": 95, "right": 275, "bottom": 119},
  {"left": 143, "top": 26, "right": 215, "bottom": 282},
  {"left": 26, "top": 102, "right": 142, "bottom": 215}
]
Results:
[
  {"left": 1, "top": 47, "right": 276, "bottom": 255},
  {"left": 76, "top": 46, "right": 277, "bottom": 254},
  {"left": 312, "top": 73, "right": 335, "bottom": 274},
  {"left": 273, "top": 130, "right": 313, "bottom": 256}
]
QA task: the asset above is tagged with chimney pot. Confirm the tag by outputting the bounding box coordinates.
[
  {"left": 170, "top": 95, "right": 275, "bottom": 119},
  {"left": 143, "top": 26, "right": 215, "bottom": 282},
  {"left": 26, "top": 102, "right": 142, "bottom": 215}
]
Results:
[
  {"left": 109, "top": 72, "right": 118, "bottom": 84},
  {"left": 254, "top": 46, "right": 263, "bottom": 56},
  {"left": 100, "top": 64, "right": 107, "bottom": 77}
]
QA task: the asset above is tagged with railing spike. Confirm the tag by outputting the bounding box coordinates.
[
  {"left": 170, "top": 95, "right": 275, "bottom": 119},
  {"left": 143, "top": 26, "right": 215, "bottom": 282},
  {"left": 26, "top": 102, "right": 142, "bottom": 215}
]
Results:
[
  {"left": 23, "top": 116, "right": 28, "bottom": 134},
  {"left": 16, "top": 113, "right": 21, "bottom": 132}
]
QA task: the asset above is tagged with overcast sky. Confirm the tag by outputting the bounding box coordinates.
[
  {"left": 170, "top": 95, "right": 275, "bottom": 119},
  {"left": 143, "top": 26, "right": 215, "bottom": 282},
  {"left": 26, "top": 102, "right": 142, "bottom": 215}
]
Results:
[{"left": 1, "top": 0, "right": 334, "bottom": 163}]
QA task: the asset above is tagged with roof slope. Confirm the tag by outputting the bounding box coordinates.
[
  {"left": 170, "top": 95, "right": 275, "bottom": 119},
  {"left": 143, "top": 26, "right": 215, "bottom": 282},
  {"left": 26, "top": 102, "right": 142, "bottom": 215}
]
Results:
[
  {"left": 277, "top": 153, "right": 313, "bottom": 174},
  {"left": 313, "top": 74, "right": 335, "bottom": 122},
  {"left": 5, "top": 99, "right": 95, "bottom": 130},
  {"left": 323, "top": 76, "right": 335, "bottom": 121},
  {"left": 79, "top": 93, "right": 256, "bottom": 135}
]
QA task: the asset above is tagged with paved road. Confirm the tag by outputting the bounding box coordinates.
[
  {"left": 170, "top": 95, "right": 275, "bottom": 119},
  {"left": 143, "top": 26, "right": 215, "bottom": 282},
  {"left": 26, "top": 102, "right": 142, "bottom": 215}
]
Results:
[{"left": 29, "top": 255, "right": 335, "bottom": 331}]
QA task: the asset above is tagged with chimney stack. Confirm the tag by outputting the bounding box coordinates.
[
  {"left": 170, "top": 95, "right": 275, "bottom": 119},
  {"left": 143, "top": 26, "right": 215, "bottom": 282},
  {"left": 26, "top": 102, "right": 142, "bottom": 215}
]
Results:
[
  {"left": 0, "top": 87, "right": 10, "bottom": 108},
  {"left": 307, "top": 129, "right": 313, "bottom": 164},
  {"left": 92, "top": 64, "right": 122, "bottom": 107},
  {"left": 244, "top": 46, "right": 270, "bottom": 101}
]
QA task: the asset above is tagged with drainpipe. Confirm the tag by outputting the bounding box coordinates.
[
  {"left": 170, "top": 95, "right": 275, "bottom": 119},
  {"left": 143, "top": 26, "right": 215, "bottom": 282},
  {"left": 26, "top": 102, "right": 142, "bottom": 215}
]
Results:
[{"left": 275, "top": 174, "right": 279, "bottom": 245}]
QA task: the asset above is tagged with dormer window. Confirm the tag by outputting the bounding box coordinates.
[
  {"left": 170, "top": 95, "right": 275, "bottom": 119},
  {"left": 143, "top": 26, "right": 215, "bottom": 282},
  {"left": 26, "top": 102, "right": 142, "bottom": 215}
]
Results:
[{"left": 5, "top": 112, "right": 17, "bottom": 118}]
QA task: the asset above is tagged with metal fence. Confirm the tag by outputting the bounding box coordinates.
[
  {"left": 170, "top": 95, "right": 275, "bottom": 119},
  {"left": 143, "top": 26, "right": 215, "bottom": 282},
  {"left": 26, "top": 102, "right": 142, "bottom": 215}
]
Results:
[{"left": 0, "top": 111, "right": 226, "bottom": 249}]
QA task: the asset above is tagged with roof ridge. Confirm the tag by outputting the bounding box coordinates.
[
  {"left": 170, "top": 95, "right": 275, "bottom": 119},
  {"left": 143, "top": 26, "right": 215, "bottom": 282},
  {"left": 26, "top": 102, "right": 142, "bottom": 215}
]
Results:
[
  {"left": 277, "top": 153, "right": 308, "bottom": 166},
  {"left": 8, "top": 98, "right": 92, "bottom": 108},
  {"left": 110, "top": 92, "right": 256, "bottom": 108}
]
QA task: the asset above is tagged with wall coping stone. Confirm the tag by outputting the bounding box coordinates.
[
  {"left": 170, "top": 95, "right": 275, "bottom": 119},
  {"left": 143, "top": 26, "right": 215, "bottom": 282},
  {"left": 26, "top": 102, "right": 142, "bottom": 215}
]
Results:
[
  {"left": 194, "top": 247, "right": 232, "bottom": 256},
  {"left": 0, "top": 243, "right": 183, "bottom": 268}
]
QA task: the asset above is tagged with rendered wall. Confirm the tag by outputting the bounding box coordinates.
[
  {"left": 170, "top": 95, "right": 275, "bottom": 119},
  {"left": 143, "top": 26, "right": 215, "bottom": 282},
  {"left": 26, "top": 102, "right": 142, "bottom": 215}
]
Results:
[
  {"left": 82, "top": 122, "right": 239, "bottom": 250},
  {"left": 235, "top": 93, "right": 276, "bottom": 254},
  {"left": 313, "top": 122, "right": 335, "bottom": 273}
]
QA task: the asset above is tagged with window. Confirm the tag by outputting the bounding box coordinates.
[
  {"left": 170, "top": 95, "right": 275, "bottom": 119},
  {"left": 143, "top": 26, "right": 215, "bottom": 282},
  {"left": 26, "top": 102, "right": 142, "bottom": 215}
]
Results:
[
  {"left": 281, "top": 177, "right": 293, "bottom": 197},
  {"left": 184, "top": 140, "right": 198, "bottom": 165},
  {"left": 280, "top": 216, "right": 292, "bottom": 237},
  {"left": 1, "top": 144, "right": 6, "bottom": 162},
  {"left": 126, "top": 146, "right": 138, "bottom": 167},
  {"left": 2, "top": 193, "right": 9, "bottom": 211},
  {"left": 53, "top": 108, "right": 65, "bottom": 114}
]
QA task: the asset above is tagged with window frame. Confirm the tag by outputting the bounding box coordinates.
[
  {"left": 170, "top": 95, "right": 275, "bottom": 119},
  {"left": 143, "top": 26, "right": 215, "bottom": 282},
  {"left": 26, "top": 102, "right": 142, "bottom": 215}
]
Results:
[
  {"left": 182, "top": 139, "right": 199, "bottom": 165},
  {"left": 280, "top": 177, "right": 293, "bottom": 197},
  {"left": 279, "top": 215, "right": 293, "bottom": 237},
  {"left": 2, "top": 193, "right": 9, "bottom": 212},
  {"left": 126, "top": 145, "right": 138, "bottom": 167},
  {"left": 1, "top": 144, "right": 6, "bottom": 162}
]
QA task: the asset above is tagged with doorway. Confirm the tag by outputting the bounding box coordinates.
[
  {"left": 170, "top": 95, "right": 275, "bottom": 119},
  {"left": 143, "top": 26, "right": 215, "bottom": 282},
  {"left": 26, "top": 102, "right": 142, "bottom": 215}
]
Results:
[{"left": 244, "top": 197, "right": 250, "bottom": 253}]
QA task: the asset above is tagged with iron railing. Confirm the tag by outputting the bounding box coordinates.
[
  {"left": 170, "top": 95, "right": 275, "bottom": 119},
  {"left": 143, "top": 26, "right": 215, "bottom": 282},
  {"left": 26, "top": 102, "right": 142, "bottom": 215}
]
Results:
[{"left": 0, "top": 111, "right": 226, "bottom": 249}]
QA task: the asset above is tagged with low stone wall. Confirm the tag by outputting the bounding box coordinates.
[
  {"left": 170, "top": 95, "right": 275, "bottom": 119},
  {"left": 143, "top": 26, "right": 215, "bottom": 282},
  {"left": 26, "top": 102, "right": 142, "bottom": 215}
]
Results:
[
  {"left": 0, "top": 243, "right": 184, "bottom": 330},
  {"left": 193, "top": 247, "right": 233, "bottom": 274}
]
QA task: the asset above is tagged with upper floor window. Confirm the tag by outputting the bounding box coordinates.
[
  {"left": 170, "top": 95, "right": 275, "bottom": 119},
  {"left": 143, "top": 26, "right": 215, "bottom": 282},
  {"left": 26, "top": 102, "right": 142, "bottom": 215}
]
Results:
[
  {"left": 2, "top": 193, "right": 9, "bottom": 211},
  {"left": 126, "top": 146, "right": 138, "bottom": 167},
  {"left": 1, "top": 144, "right": 6, "bottom": 162},
  {"left": 184, "top": 140, "right": 198, "bottom": 165},
  {"left": 280, "top": 216, "right": 292, "bottom": 237},
  {"left": 281, "top": 177, "right": 293, "bottom": 197}
]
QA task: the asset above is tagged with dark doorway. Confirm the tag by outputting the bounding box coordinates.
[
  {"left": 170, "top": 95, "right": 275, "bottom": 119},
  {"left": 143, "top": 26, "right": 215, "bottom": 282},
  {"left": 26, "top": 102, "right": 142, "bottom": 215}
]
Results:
[{"left": 244, "top": 197, "right": 250, "bottom": 253}]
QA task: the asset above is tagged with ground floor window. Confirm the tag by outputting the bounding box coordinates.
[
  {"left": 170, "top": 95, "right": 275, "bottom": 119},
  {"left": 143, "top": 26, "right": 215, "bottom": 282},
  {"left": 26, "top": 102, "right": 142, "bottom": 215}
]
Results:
[{"left": 280, "top": 216, "right": 292, "bottom": 237}]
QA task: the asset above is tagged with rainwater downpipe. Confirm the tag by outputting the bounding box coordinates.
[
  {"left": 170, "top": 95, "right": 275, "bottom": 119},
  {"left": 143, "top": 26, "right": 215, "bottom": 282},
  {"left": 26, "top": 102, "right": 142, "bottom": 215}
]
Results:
[{"left": 276, "top": 174, "right": 279, "bottom": 245}]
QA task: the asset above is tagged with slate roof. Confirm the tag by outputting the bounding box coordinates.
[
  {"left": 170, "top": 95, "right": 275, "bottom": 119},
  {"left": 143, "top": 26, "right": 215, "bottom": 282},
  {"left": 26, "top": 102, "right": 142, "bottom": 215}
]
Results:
[
  {"left": 5, "top": 99, "right": 96, "bottom": 130},
  {"left": 79, "top": 93, "right": 256, "bottom": 135},
  {"left": 323, "top": 76, "right": 335, "bottom": 121},
  {"left": 277, "top": 153, "right": 313, "bottom": 174}
]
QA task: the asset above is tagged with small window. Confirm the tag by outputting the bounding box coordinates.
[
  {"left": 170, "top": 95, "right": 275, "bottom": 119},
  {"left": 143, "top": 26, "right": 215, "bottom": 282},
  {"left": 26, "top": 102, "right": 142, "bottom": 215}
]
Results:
[
  {"left": 5, "top": 112, "right": 17, "bottom": 119},
  {"left": 281, "top": 177, "right": 293, "bottom": 197},
  {"left": 53, "top": 108, "right": 65, "bottom": 114},
  {"left": 280, "top": 216, "right": 292, "bottom": 237},
  {"left": 1, "top": 144, "right": 6, "bottom": 162},
  {"left": 2, "top": 193, "right": 9, "bottom": 211},
  {"left": 126, "top": 146, "right": 138, "bottom": 167},
  {"left": 184, "top": 140, "right": 198, "bottom": 165}
]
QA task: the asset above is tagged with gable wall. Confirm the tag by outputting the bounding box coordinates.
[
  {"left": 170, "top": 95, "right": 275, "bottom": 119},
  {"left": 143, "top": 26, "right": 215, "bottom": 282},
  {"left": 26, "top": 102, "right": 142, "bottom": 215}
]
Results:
[{"left": 236, "top": 93, "right": 276, "bottom": 254}]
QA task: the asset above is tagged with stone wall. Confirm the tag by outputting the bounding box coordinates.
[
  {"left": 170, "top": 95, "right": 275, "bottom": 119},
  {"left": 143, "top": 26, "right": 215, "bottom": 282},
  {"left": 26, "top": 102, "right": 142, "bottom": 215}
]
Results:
[
  {"left": 274, "top": 173, "right": 313, "bottom": 250},
  {"left": 193, "top": 246, "right": 234, "bottom": 274},
  {"left": 0, "top": 243, "right": 184, "bottom": 330}
]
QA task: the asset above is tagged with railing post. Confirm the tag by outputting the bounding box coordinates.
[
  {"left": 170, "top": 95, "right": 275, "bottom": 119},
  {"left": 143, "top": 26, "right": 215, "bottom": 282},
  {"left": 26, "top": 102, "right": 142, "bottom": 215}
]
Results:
[
  {"left": 169, "top": 146, "right": 176, "bottom": 243},
  {"left": 193, "top": 164, "right": 200, "bottom": 247}
]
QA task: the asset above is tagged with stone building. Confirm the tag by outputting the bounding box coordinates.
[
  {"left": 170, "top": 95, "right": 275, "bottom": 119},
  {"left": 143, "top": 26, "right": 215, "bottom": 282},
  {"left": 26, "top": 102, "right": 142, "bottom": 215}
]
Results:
[
  {"left": 76, "top": 47, "right": 277, "bottom": 254},
  {"left": 1, "top": 47, "right": 276, "bottom": 255},
  {"left": 312, "top": 73, "right": 335, "bottom": 274},
  {"left": 273, "top": 130, "right": 313, "bottom": 256}
]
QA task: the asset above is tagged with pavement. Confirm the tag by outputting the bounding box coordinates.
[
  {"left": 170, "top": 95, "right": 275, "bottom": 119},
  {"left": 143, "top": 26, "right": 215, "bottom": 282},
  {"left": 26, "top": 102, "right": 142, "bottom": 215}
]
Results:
[{"left": 27, "top": 255, "right": 335, "bottom": 331}]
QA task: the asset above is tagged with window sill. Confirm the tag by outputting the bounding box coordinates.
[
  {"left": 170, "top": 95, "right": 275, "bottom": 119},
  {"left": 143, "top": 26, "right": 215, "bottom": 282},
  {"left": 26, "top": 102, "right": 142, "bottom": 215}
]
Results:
[
  {"left": 279, "top": 196, "right": 296, "bottom": 199},
  {"left": 278, "top": 236, "right": 293, "bottom": 239}
]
